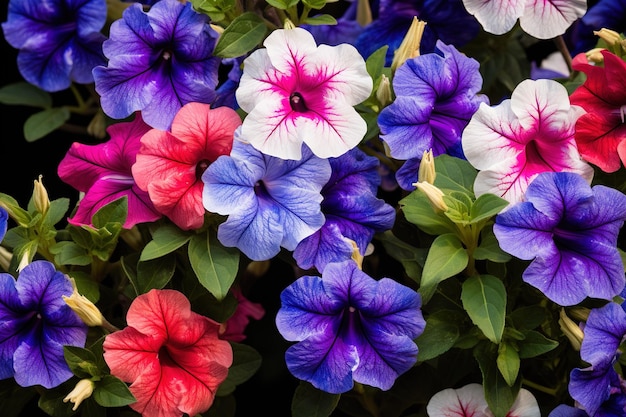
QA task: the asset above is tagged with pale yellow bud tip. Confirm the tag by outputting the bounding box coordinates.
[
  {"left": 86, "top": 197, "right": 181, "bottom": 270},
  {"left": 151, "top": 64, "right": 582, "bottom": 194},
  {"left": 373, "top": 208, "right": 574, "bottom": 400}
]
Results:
[
  {"left": 558, "top": 309, "right": 584, "bottom": 351},
  {"left": 418, "top": 149, "right": 436, "bottom": 184},
  {"left": 63, "top": 379, "right": 95, "bottom": 411},
  {"left": 33, "top": 175, "right": 50, "bottom": 215},
  {"left": 63, "top": 277, "right": 104, "bottom": 327},
  {"left": 391, "top": 17, "right": 427, "bottom": 72},
  {"left": 594, "top": 28, "right": 622, "bottom": 46},
  {"left": 413, "top": 182, "right": 448, "bottom": 213}
]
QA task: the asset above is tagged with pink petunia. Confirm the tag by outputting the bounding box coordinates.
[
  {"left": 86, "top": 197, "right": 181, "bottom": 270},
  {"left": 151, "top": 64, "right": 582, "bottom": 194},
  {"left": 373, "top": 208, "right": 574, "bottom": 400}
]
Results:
[
  {"left": 219, "top": 286, "right": 265, "bottom": 343},
  {"left": 235, "top": 27, "right": 373, "bottom": 160},
  {"left": 462, "top": 78, "right": 594, "bottom": 204},
  {"left": 103, "top": 289, "right": 233, "bottom": 417},
  {"left": 132, "top": 103, "right": 241, "bottom": 230},
  {"left": 426, "top": 383, "right": 540, "bottom": 417},
  {"left": 57, "top": 113, "right": 162, "bottom": 229},
  {"left": 462, "top": 0, "right": 586, "bottom": 39},
  {"left": 570, "top": 50, "right": 626, "bottom": 173}
]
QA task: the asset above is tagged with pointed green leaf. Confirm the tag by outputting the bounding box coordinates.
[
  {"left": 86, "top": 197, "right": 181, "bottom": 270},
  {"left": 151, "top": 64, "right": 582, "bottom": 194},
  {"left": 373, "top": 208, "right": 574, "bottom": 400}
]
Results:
[
  {"left": 474, "top": 342, "right": 521, "bottom": 417},
  {"left": 134, "top": 254, "right": 176, "bottom": 293},
  {"left": 188, "top": 231, "right": 239, "bottom": 300},
  {"left": 302, "top": 0, "right": 327, "bottom": 10},
  {"left": 92, "top": 375, "right": 135, "bottom": 408},
  {"left": 92, "top": 197, "right": 128, "bottom": 228},
  {"left": 461, "top": 275, "right": 506, "bottom": 344},
  {"left": 0, "top": 82, "right": 52, "bottom": 108},
  {"left": 291, "top": 381, "right": 340, "bottom": 417},
  {"left": 496, "top": 342, "right": 519, "bottom": 386},
  {"left": 214, "top": 12, "right": 268, "bottom": 58},
  {"left": 415, "top": 310, "right": 462, "bottom": 361},
  {"left": 217, "top": 342, "right": 262, "bottom": 395},
  {"left": 140, "top": 223, "right": 192, "bottom": 261},
  {"left": 474, "top": 226, "right": 511, "bottom": 263},
  {"left": 517, "top": 330, "right": 559, "bottom": 359},
  {"left": 419, "top": 233, "right": 468, "bottom": 303},
  {"left": 470, "top": 193, "right": 509, "bottom": 224},
  {"left": 266, "top": 0, "right": 299, "bottom": 9},
  {"left": 64, "top": 346, "right": 100, "bottom": 379},
  {"left": 376, "top": 230, "right": 425, "bottom": 282},
  {"left": 433, "top": 155, "right": 477, "bottom": 194},
  {"left": 50, "top": 241, "right": 91, "bottom": 266},
  {"left": 400, "top": 191, "right": 457, "bottom": 236},
  {"left": 24, "top": 107, "right": 70, "bottom": 142},
  {"left": 302, "top": 14, "right": 337, "bottom": 26}
]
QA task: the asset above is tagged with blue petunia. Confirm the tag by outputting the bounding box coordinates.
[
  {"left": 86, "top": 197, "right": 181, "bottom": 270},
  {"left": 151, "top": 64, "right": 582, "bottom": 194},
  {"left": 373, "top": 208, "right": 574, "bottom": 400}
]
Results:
[
  {"left": 293, "top": 148, "right": 396, "bottom": 272},
  {"left": 276, "top": 260, "right": 424, "bottom": 394},
  {"left": 0, "top": 261, "right": 88, "bottom": 389},
  {"left": 0, "top": 207, "right": 7, "bottom": 243},
  {"left": 92, "top": 0, "right": 221, "bottom": 130},
  {"left": 201, "top": 135, "right": 331, "bottom": 261},
  {"left": 494, "top": 172, "right": 626, "bottom": 306},
  {"left": 569, "top": 302, "right": 626, "bottom": 416},
  {"left": 378, "top": 40, "right": 488, "bottom": 190},
  {"left": 2, "top": 0, "right": 107, "bottom": 92}
]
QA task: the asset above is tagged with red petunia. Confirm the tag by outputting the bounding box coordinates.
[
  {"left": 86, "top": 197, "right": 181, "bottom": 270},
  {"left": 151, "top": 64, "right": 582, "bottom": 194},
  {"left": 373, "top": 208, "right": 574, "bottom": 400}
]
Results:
[
  {"left": 103, "top": 289, "right": 233, "bottom": 417},
  {"left": 570, "top": 50, "right": 626, "bottom": 173}
]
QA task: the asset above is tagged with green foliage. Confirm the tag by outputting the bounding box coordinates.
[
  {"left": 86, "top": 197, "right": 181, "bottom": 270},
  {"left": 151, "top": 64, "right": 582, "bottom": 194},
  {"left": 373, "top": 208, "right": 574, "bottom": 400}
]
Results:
[
  {"left": 214, "top": 12, "right": 267, "bottom": 58},
  {"left": 461, "top": 275, "right": 506, "bottom": 344},
  {"left": 217, "top": 343, "right": 263, "bottom": 395},
  {"left": 24, "top": 107, "right": 70, "bottom": 142},
  {"left": 292, "top": 381, "right": 341, "bottom": 417}
]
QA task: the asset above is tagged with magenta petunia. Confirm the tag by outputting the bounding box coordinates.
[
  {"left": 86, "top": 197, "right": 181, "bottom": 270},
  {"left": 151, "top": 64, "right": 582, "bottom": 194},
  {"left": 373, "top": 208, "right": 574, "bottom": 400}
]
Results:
[
  {"left": 103, "top": 289, "right": 233, "bottom": 417},
  {"left": 132, "top": 103, "right": 240, "bottom": 230},
  {"left": 462, "top": 78, "right": 593, "bottom": 205},
  {"left": 58, "top": 114, "right": 162, "bottom": 229},
  {"left": 235, "top": 27, "right": 373, "bottom": 160}
]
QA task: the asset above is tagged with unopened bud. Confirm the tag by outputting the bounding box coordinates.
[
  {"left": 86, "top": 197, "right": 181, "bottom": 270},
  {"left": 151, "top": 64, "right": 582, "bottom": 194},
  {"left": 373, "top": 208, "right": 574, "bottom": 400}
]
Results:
[
  {"left": 348, "top": 239, "right": 364, "bottom": 270},
  {"left": 559, "top": 309, "right": 584, "bottom": 351},
  {"left": 33, "top": 175, "right": 50, "bottom": 215},
  {"left": 63, "top": 278, "right": 104, "bottom": 327},
  {"left": 414, "top": 182, "right": 448, "bottom": 213},
  {"left": 87, "top": 111, "right": 107, "bottom": 140},
  {"left": 356, "top": 0, "right": 372, "bottom": 27},
  {"left": 284, "top": 18, "right": 296, "bottom": 30},
  {"left": 210, "top": 23, "right": 224, "bottom": 36},
  {"left": 594, "top": 28, "right": 622, "bottom": 47},
  {"left": 418, "top": 149, "right": 436, "bottom": 184},
  {"left": 63, "top": 379, "right": 94, "bottom": 411},
  {"left": 391, "top": 17, "right": 427, "bottom": 72},
  {"left": 585, "top": 47, "right": 606, "bottom": 64},
  {"left": 0, "top": 246, "right": 12, "bottom": 272},
  {"left": 376, "top": 74, "right": 392, "bottom": 107}
]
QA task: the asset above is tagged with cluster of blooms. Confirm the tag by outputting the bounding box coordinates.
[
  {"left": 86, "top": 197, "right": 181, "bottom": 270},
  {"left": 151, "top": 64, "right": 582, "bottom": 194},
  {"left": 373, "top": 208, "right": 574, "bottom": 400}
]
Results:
[{"left": 1, "top": 0, "right": 626, "bottom": 416}]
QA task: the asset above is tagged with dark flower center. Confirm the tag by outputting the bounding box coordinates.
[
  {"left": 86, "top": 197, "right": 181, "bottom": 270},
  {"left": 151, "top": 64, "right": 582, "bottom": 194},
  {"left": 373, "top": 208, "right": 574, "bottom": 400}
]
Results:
[
  {"left": 196, "top": 159, "right": 211, "bottom": 180},
  {"left": 289, "top": 92, "right": 307, "bottom": 112}
]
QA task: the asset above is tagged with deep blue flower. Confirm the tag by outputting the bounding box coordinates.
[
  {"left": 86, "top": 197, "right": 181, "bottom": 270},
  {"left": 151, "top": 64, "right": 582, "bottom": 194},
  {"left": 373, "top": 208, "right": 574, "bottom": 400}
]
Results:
[
  {"left": 566, "top": 0, "right": 626, "bottom": 56},
  {"left": 494, "top": 172, "right": 626, "bottom": 306},
  {"left": 378, "top": 41, "right": 488, "bottom": 190},
  {"left": 0, "top": 261, "right": 88, "bottom": 389},
  {"left": 0, "top": 207, "right": 7, "bottom": 243},
  {"left": 1, "top": 0, "right": 107, "bottom": 92},
  {"left": 92, "top": 0, "right": 221, "bottom": 130},
  {"left": 201, "top": 135, "right": 331, "bottom": 261},
  {"left": 354, "top": 0, "right": 480, "bottom": 65},
  {"left": 276, "top": 260, "right": 424, "bottom": 394},
  {"left": 293, "top": 148, "right": 396, "bottom": 272},
  {"left": 569, "top": 302, "right": 626, "bottom": 416},
  {"left": 548, "top": 404, "right": 589, "bottom": 417}
]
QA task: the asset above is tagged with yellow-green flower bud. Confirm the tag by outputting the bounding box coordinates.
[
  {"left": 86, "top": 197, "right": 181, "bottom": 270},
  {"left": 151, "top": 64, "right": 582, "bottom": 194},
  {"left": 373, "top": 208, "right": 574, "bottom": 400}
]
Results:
[
  {"left": 558, "top": 308, "right": 583, "bottom": 351},
  {"left": 63, "top": 379, "right": 95, "bottom": 411},
  {"left": 376, "top": 74, "right": 392, "bottom": 107},
  {"left": 33, "top": 175, "right": 50, "bottom": 215},
  {"left": 391, "top": 17, "right": 427, "bottom": 72},
  {"left": 356, "top": 0, "right": 372, "bottom": 27},
  {"left": 414, "top": 182, "right": 448, "bottom": 213},
  {"left": 585, "top": 47, "right": 606, "bottom": 64},
  {"left": 87, "top": 110, "right": 107, "bottom": 140},
  {"left": 418, "top": 149, "right": 436, "bottom": 184},
  {"left": 63, "top": 278, "right": 104, "bottom": 327},
  {"left": 0, "top": 247, "right": 12, "bottom": 272},
  {"left": 594, "top": 28, "right": 623, "bottom": 47},
  {"left": 284, "top": 18, "right": 296, "bottom": 30}
]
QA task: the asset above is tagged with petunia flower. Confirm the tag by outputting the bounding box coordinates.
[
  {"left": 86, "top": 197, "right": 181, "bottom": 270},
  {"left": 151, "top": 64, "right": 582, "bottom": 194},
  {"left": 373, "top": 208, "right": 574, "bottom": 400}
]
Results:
[
  {"left": 569, "top": 50, "right": 626, "bottom": 173},
  {"left": 92, "top": 0, "right": 221, "bottom": 131},
  {"left": 202, "top": 136, "right": 331, "bottom": 261},
  {"left": 354, "top": 0, "right": 480, "bottom": 66},
  {"left": 131, "top": 103, "right": 240, "bottom": 230},
  {"left": 378, "top": 40, "right": 488, "bottom": 190},
  {"left": 58, "top": 113, "right": 162, "bottom": 229},
  {"left": 103, "top": 289, "right": 233, "bottom": 417},
  {"left": 1, "top": 0, "right": 107, "bottom": 92},
  {"left": 0, "top": 260, "right": 88, "bottom": 388},
  {"left": 219, "top": 287, "right": 265, "bottom": 343},
  {"left": 569, "top": 302, "right": 626, "bottom": 416},
  {"left": 275, "top": 260, "right": 424, "bottom": 394},
  {"left": 493, "top": 171, "right": 626, "bottom": 306},
  {"left": 462, "top": 78, "right": 594, "bottom": 205},
  {"left": 547, "top": 404, "right": 588, "bottom": 417},
  {"left": 292, "top": 147, "right": 396, "bottom": 272},
  {"left": 426, "top": 383, "right": 540, "bottom": 417},
  {"left": 301, "top": 0, "right": 364, "bottom": 47},
  {"left": 0, "top": 206, "right": 7, "bottom": 243},
  {"left": 235, "top": 27, "right": 372, "bottom": 160},
  {"left": 565, "top": 0, "right": 626, "bottom": 56},
  {"left": 461, "top": 0, "right": 587, "bottom": 39}
]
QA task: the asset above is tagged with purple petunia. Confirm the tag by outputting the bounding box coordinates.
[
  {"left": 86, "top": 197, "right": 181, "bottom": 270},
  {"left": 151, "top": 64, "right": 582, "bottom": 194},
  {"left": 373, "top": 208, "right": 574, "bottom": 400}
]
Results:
[
  {"left": 92, "top": 0, "right": 221, "bottom": 131},
  {"left": 276, "top": 260, "right": 424, "bottom": 394},
  {"left": 2, "top": 0, "right": 107, "bottom": 92},
  {"left": 0, "top": 207, "right": 7, "bottom": 243},
  {"left": 0, "top": 261, "right": 88, "bottom": 389},
  {"left": 493, "top": 171, "right": 626, "bottom": 306},
  {"left": 378, "top": 40, "right": 488, "bottom": 190},
  {"left": 293, "top": 148, "right": 396, "bottom": 273},
  {"left": 201, "top": 135, "right": 331, "bottom": 261},
  {"left": 569, "top": 302, "right": 626, "bottom": 416}
]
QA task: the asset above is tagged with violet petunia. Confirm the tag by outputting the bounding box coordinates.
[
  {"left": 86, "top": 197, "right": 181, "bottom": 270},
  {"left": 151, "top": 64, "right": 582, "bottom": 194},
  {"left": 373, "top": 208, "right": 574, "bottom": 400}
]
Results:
[
  {"left": 462, "top": 78, "right": 594, "bottom": 205},
  {"left": 378, "top": 41, "right": 488, "bottom": 190},
  {"left": 0, "top": 207, "right": 7, "bottom": 243},
  {"left": 92, "top": 0, "right": 221, "bottom": 131},
  {"left": 201, "top": 136, "right": 331, "bottom": 261},
  {"left": 235, "top": 27, "right": 372, "bottom": 160},
  {"left": 2, "top": 0, "right": 107, "bottom": 92},
  {"left": 58, "top": 113, "right": 162, "bottom": 229},
  {"left": 293, "top": 148, "right": 396, "bottom": 272},
  {"left": 462, "top": 0, "right": 586, "bottom": 39},
  {"left": 276, "top": 260, "right": 424, "bottom": 394},
  {"left": 493, "top": 172, "right": 626, "bottom": 306},
  {"left": 0, "top": 261, "right": 88, "bottom": 388},
  {"left": 569, "top": 302, "right": 626, "bottom": 416}
]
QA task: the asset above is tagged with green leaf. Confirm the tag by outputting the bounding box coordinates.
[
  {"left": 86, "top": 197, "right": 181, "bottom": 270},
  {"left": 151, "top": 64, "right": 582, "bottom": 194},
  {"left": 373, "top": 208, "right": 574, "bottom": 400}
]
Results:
[
  {"left": 217, "top": 343, "right": 262, "bottom": 395},
  {"left": 400, "top": 191, "right": 457, "bottom": 236},
  {"left": 415, "top": 310, "right": 462, "bottom": 361},
  {"left": 302, "top": 0, "right": 327, "bottom": 10},
  {"left": 92, "top": 197, "right": 128, "bottom": 228},
  {"left": 214, "top": 12, "right": 268, "bottom": 58},
  {"left": 43, "top": 198, "right": 70, "bottom": 227},
  {"left": 508, "top": 305, "right": 549, "bottom": 330},
  {"left": 189, "top": 0, "right": 235, "bottom": 22},
  {"left": 50, "top": 241, "right": 92, "bottom": 266},
  {"left": 474, "top": 226, "right": 511, "bottom": 263},
  {"left": 517, "top": 330, "right": 559, "bottom": 359},
  {"left": 302, "top": 14, "right": 337, "bottom": 26},
  {"left": 265, "top": 0, "right": 299, "bottom": 9},
  {"left": 23, "top": 107, "right": 70, "bottom": 142},
  {"left": 365, "top": 46, "right": 389, "bottom": 85},
  {"left": 188, "top": 231, "right": 239, "bottom": 300},
  {"left": 419, "top": 233, "right": 468, "bottom": 304},
  {"left": 64, "top": 346, "right": 101, "bottom": 379},
  {"left": 470, "top": 193, "right": 509, "bottom": 224},
  {"left": 496, "top": 342, "right": 519, "bottom": 386},
  {"left": 474, "top": 342, "right": 521, "bottom": 417},
  {"left": 376, "top": 230, "right": 425, "bottom": 282},
  {"left": 433, "top": 155, "right": 477, "bottom": 194},
  {"left": 140, "top": 223, "right": 192, "bottom": 261},
  {"left": 461, "top": 275, "right": 506, "bottom": 344},
  {"left": 0, "top": 82, "right": 52, "bottom": 108},
  {"left": 92, "top": 375, "right": 135, "bottom": 408},
  {"left": 291, "top": 381, "right": 340, "bottom": 417},
  {"left": 134, "top": 254, "right": 177, "bottom": 294}
]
